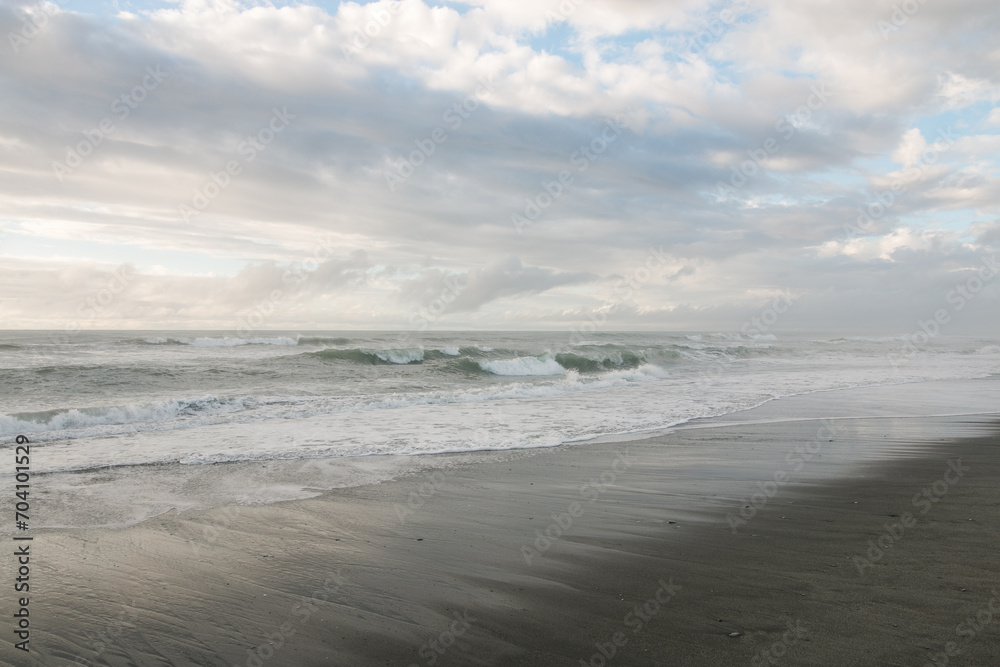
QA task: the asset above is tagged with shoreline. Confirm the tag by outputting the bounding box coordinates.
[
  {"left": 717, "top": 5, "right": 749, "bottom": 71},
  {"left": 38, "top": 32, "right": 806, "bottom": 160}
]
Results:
[
  {"left": 3, "top": 387, "right": 1000, "bottom": 665},
  {"left": 21, "top": 374, "right": 1000, "bottom": 538}
]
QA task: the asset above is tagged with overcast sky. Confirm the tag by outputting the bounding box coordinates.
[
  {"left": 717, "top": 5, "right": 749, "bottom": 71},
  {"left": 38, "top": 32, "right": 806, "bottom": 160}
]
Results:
[{"left": 1, "top": 0, "right": 998, "bottom": 333}]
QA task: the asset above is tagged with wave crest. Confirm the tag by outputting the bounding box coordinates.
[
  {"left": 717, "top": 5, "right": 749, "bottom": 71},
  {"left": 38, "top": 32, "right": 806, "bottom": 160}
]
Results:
[
  {"left": 0, "top": 396, "right": 255, "bottom": 437},
  {"left": 478, "top": 355, "right": 566, "bottom": 376},
  {"left": 313, "top": 347, "right": 424, "bottom": 364}
]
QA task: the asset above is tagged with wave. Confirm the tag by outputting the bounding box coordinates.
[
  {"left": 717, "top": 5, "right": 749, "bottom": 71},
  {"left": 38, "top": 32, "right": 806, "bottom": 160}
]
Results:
[
  {"left": 671, "top": 342, "right": 772, "bottom": 360},
  {"left": 724, "top": 345, "right": 772, "bottom": 357},
  {"left": 368, "top": 348, "right": 423, "bottom": 364},
  {"left": 452, "top": 358, "right": 490, "bottom": 374},
  {"left": 826, "top": 335, "right": 914, "bottom": 344},
  {"left": 313, "top": 347, "right": 424, "bottom": 364},
  {"left": 554, "top": 351, "right": 643, "bottom": 372},
  {"left": 477, "top": 355, "right": 566, "bottom": 376},
  {"left": 0, "top": 344, "right": 21, "bottom": 350},
  {"left": 142, "top": 336, "right": 298, "bottom": 346},
  {"left": 352, "top": 363, "right": 669, "bottom": 410},
  {"left": 311, "top": 346, "right": 514, "bottom": 365},
  {"left": 423, "top": 348, "right": 462, "bottom": 360},
  {"left": 0, "top": 396, "right": 259, "bottom": 437},
  {"left": 451, "top": 348, "right": 662, "bottom": 376},
  {"left": 297, "top": 336, "right": 350, "bottom": 346},
  {"left": 1, "top": 363, "right": 671, "bottom": 446}
]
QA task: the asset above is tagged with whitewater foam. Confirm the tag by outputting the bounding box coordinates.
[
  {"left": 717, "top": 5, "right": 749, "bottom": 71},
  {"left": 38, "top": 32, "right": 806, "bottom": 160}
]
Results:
[
  {"left": 3, "top": 330, "right": 998, "bottom": 482},
  {"left": 479, "top": 355, "right": 566, "bottom": 376},
  {"left": 373, "top": 348, "right": 424, "bottom": 364}
]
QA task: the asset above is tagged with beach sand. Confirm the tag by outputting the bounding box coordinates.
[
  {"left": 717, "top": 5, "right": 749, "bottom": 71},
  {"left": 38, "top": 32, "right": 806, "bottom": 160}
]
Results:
[{"left": 5, "top": 390, "right": 1000, "bottom": 666}]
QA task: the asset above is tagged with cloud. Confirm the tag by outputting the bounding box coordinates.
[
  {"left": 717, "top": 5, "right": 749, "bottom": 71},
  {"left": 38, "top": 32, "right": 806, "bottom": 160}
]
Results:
[
  {"left": 976, "top": 220, "right": 1000, "bottom": 248},
  {"left": 1, "top": 0, "right": 999, "bottom": 332},
  {"left": 891, "top": 128, "right": 928, "bottom": 167},
  {"left": 397, "top": 256, "right": 594, "bottom": 313},
  {"left": 0, "top": 252, "right": 372, "bottom": 329}
]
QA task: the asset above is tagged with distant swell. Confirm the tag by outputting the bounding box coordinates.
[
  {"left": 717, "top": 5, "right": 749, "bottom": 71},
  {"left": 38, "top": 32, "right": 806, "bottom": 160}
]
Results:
[
  {"left": 141, "top": 336, "right": 298, "bottom": 346},
  {"left": 310, "top": 346, "right": 490, "bottom": 365},
  {"left": 313, "top": 347, "right": 425, "bottom": 364},
  {"left": 464, "top": 351, "right": 647, "bottom": 376},
  {"left": 297, "top": 336, "right": 350, "bottom": 346}
]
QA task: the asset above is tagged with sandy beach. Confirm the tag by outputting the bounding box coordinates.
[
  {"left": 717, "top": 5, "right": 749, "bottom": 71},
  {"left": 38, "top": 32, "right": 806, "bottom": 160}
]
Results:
[{"left": 4, "top": 381, "right": 1000, "bottom": 666}]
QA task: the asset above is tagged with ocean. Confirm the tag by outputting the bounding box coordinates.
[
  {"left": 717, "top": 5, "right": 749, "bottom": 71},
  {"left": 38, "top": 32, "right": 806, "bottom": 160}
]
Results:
[{"left": 2, "top": 330, "right": 999, "bottom": 530}]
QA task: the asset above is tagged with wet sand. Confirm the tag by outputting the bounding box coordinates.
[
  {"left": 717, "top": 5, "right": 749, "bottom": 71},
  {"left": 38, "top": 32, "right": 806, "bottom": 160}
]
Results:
[{"left": 4, "top": 405, "right": 1000, "bottom": 665}]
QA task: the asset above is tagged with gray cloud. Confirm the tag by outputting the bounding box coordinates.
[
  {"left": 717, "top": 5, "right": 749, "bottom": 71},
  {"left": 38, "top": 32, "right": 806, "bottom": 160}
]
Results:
[{"left": 398, "top": 256, "right": 595, "bottom": 313}]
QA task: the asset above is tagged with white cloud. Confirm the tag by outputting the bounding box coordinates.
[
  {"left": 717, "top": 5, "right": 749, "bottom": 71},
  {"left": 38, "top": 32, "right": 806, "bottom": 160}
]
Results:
[
  {"left": 891, "top": 128, "right": 928, "bottom": 166},
  {"left": 935, "top": 71, "right": 1000, "bottom": 110}
]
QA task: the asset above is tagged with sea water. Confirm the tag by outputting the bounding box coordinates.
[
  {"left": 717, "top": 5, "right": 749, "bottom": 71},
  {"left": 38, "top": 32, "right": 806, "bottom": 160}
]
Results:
[{"left": 2, "top": 330, "right": 998, "bottom": 529}]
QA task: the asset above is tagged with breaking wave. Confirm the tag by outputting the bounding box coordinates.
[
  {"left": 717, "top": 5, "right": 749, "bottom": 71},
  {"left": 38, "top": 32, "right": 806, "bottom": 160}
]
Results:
[{"left": 312, "top": 347, "right": 425, "bottom": 364}]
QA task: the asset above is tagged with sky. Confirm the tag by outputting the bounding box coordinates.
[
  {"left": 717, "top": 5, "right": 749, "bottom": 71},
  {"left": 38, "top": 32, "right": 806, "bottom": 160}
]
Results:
[{"left": 0, "top": 0, "right": 998, "bottom": 333}]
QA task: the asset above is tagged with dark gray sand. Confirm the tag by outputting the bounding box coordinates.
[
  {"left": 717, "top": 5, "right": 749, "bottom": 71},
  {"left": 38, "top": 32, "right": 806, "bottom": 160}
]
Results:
[{"left": 6, "top": 412, "right": 999, "bottom": 666}]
